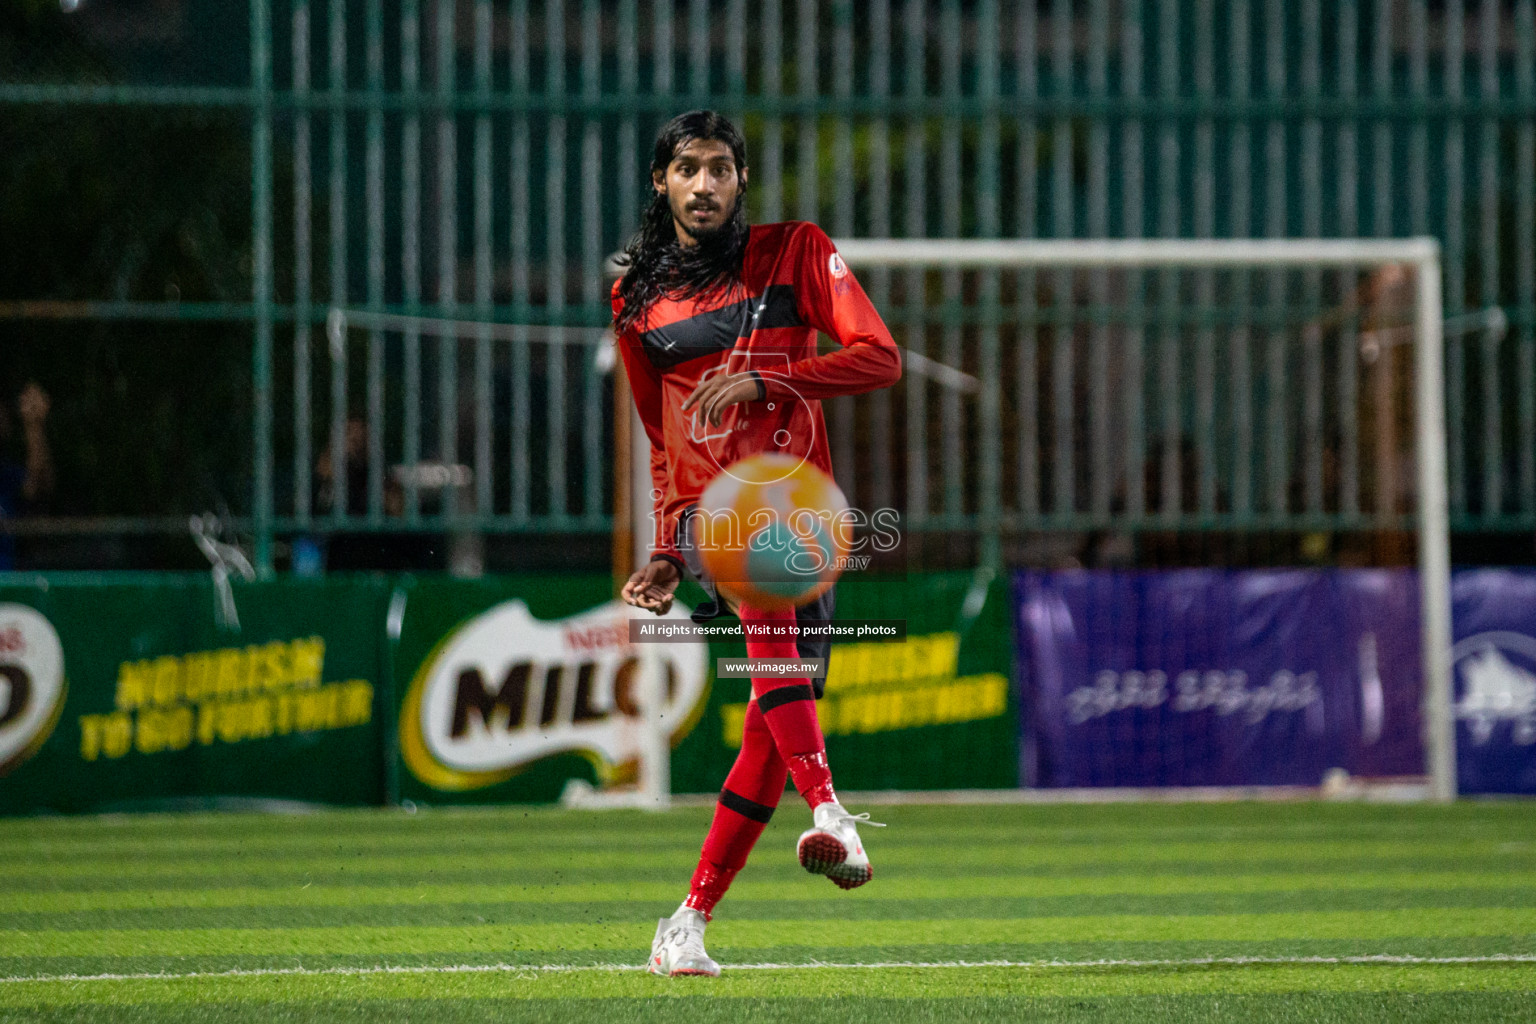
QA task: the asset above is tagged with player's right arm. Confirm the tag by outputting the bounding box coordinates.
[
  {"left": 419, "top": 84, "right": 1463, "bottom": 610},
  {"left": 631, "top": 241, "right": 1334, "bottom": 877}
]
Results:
[{"left": 613, "top": 287, "right": 686, "bottom": 613}]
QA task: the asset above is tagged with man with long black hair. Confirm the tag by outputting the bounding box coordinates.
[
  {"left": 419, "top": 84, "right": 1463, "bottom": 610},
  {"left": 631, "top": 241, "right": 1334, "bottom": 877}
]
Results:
[{"left": 614, "top": 110, "right": 901, "bottom": 977}]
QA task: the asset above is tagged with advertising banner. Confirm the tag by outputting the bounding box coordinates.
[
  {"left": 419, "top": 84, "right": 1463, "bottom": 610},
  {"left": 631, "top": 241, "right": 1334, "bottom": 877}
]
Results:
[
  {"left": 1015, "top": 570, "right": 1426, "bottom": 788},
  {"left": 390, "top": 574, "right": 713, "bottom": 804},
  {"left": 0, "top": 576, "right": 389, "bottom": 814},
  {"left": 1451, "top": 569, "right": 1536, "bottom": 795},
  {"left": 392, "top": 571, "right": 1018, "bottom": 803},
  {"left": 686, "top": 571, "right": 1018, "bottom": 793}
]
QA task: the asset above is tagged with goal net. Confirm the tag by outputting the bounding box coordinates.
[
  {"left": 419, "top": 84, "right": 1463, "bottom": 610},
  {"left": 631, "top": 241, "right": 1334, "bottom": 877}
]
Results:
[{"left": 829, "top": 237, "right": 1453, "bottom": 801}]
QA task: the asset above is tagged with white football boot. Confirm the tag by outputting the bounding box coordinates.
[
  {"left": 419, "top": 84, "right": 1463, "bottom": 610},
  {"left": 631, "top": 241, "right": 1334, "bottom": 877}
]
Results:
[
  {"left": 647, "top": 906, "right": 721, "bottom": 978},
  {"left": 797, "top": 802, "right": 885, "bottom": 890}
]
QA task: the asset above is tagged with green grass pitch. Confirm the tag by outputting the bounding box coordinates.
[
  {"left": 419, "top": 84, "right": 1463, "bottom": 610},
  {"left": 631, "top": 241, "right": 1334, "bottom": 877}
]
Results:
[{"left": 0, "top": 800, "right": 1532, "bottom": 1022}]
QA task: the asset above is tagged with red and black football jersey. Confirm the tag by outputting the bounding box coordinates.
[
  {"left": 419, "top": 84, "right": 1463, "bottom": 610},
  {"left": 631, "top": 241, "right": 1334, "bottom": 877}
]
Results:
[{"left": 612, "top": 221, "right": 901, "bottom": 564}]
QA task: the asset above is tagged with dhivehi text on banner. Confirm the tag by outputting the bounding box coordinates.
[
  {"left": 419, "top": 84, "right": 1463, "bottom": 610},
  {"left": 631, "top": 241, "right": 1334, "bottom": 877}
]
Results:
[{"left": 1014, "top": 570, "right": 1426, "bottom": 788}]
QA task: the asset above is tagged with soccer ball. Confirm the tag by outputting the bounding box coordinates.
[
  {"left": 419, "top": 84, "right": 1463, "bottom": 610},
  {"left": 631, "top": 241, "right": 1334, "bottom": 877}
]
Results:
[{"left": 695, "top": 454, "right": 853, "bottom": 612}]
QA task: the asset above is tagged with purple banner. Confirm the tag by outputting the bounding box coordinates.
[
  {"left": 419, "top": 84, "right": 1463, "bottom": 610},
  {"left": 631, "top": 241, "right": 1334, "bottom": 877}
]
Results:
[
  {"left": 1451, "top": 569, "right": 1536, "bottom": 795},
  {"left": 1014, "top": 570, "right": 1425, "bottom": 788}
]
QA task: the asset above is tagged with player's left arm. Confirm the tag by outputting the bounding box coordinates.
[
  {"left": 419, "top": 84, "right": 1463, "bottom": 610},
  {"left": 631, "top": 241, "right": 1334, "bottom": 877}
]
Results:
[{"left": 759, "top": 223, "right": 902, "bottom": 401}]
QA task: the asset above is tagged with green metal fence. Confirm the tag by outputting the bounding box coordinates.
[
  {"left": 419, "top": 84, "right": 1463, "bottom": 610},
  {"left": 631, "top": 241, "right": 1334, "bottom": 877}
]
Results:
[{"left": 1, "top": 0, "right": 1533, "bottom": 572}]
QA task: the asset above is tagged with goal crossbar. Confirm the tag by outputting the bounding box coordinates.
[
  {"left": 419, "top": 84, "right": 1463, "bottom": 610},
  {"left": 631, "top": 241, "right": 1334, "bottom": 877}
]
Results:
[{"left": 834, "top": 236, "right": 1441, "bottom": 269}]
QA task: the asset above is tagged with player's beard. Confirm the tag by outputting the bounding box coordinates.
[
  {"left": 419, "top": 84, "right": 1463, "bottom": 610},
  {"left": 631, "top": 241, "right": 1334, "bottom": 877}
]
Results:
[
  {"left": 672, "top": 194, "right": 738, "bottom": 245},
  {"left": 679, "top": 218, "right": 730, "bottom": 245},
  {"left": 667, "top": 195, "right": 748, "bottom": 294}
]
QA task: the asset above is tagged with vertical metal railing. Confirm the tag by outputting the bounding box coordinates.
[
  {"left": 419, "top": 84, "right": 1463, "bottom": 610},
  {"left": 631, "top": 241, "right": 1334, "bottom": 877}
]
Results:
[
  {"left": 1121, "top": 1, "right": 1146, "bottom": 519},
  {"left": 328, "top": 0, "right": 349, "bottom": 525},
  {"left": 1445, "top": 0, "right": 1467, "bottom": 517},
  {"left": 399, "top": 0, "right": 419, "bottom": 522},
  {"left": 251, "top": 0, "right": 276, "bottom": 572},
  {"left": 544, "top": 0, "right": 566, "bottom": 521},
  {"left": 902, "top": 0, "right": 926, "bottom": 530},
  {"left": 1300, "top": 0, "right": 1325, "bottom": 515},
  {"left": 976, "top": 0, "right": 1002, "bottom": 568},
  {"left": 509, "top": 0, "right": 532, "bottom": 525},
  {"left": 1476, "top": 0, "right": 1500, "bottom": 520},
  {"left": 1192, "top": 0, "right": 1217, "bottom": 517},
  {"left": 1087, "top": 0, "right": 1112, "bottom": 521},
  {"left": 434, "top": 0, "right": 458, "bottom": 522},
  {"left": 795, "top": 0, "right": 817, "bottom": 223},
  {"left": 866, "top": 0, "right": 894, "bottom": 515},
  {"left": 291, "top": 0, "right": 313, "bottom": 530},
  {"left": 1050, "top": 0, "right": 1073, "bottom": 521},
  {"left": 1016, "top": 0, "right": 1039, "bottom": 522},
  {"left": 1229, "top": 0, "right": 1254, "bottom": 520},
  {"left": 291, "top": 0, "right": 312, "bottom": 530},
  {"left": 1262, "top": 0, "right": 1287, "bottom": 517},
  {"left": 1337, "top": 0, "right": 1360, "bottom": 517},
  {"left": 581, "top": 0, "right": 606, "bottom": 526},
  {"left": 1519, "top": 0, "right": 1536, "bottom": 523},
  {"left": 1155, "top": 0, "right": 1181, "bottom": 521},
  {"left": 474, "top": 0, "right": 495, "bottom": 521},
  {"left": 365, "top": 0, "right": 387, "bottom": 523},
  {"left": 939, "top": 1, "right": 964, "bottom": 526},
  {"left": 830, "top": 0, "right": 856, "bottom": 505},
  {"left": 759, "top": 0, "right": 783, "bottom": 225}
]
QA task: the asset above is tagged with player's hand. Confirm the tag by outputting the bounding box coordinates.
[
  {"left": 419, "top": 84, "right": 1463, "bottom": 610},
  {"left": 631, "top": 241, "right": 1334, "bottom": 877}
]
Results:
[
  {"left": 682, "top": 372, "right": 760, "bottom": 427},
  {"left": 621, "top": 557, "right": 681, "bottom": 615}
]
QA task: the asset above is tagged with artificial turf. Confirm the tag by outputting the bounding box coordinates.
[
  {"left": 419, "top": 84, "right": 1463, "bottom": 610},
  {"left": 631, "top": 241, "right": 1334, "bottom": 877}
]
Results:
[{"left": 0, "top": 800, "right": 1531, "bottom": 1022}]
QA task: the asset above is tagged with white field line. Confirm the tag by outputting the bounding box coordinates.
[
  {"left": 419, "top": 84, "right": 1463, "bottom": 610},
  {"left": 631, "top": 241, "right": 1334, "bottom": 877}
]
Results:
[
  {"left": 670, "top": 783, "right": 1462, "bottom": 807},
  {"left": 2, "top": 954, "right": 1535, "bottom": 985}
]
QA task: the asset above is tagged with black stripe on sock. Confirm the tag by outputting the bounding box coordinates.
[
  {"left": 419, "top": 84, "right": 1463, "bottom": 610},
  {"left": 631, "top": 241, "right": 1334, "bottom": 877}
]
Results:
[
  {"left": 755, "top": 683, "right": 816, "bottom": 713},
  {"left": 719, "top": 787, "right": 775, "bottom": 825}
]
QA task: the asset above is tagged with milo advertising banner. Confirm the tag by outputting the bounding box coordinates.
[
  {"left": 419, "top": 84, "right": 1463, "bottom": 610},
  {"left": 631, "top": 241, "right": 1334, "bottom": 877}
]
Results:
[
  {"left": 391, "top": 574, "right": 711, "bottom": 803},
  {"left": 0, "top": 575, "right": 390, "bottom": 814},
  {"left": 0, "top": 602, "right": 65, "bottom": 784},
  {"left": 392, "top": 571, "right": 1017, "bottom": 803},
  {"left": 393, "top": 568, "right": 1019, "bottom": 798}
]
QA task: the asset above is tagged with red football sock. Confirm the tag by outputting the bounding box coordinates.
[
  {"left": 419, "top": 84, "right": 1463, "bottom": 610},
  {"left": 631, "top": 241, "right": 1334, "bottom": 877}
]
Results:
[
  {"left": 740, "top": 601, "right": 838, "bottom": 811},
  {"left": 683, "top": 860, "right": 738, "bottom": 921},
  {"left": 785, "top": 750, "right": 837, "bottom": 810},
  {"left": 685, "top": 701, "right": 786, "bottom": 920}
]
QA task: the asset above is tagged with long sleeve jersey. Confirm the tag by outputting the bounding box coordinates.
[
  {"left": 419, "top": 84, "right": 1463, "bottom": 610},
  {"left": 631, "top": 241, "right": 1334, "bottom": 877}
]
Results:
[{"left": 612, "top": 221, "right": 901, "bottom": 565}]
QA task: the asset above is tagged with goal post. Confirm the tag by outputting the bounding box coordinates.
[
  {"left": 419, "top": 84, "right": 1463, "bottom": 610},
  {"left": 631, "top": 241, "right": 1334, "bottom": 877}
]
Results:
[{"left": 830, "top": 237, "right": 1454, "bottom": 802}]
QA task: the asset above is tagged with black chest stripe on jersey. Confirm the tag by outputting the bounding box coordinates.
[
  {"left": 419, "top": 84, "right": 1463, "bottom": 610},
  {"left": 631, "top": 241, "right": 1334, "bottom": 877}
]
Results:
[{"left": 640, "top": 284, "right": 801, "bottom": 371}]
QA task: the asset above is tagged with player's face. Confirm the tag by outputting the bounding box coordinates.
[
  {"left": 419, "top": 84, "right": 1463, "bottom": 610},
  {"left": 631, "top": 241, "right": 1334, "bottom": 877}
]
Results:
[{"left": 654, "top": 138, "right": 746, "bottom": 244}]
